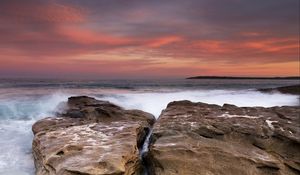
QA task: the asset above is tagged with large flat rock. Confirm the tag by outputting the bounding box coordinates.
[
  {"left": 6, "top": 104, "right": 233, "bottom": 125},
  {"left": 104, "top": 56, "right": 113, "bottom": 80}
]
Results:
[
  {"left": 147, "top": 101, "right": 300, "bottom": 175},
  {"left": 32, "top": 96, "right": 155, "bottom": 175}
]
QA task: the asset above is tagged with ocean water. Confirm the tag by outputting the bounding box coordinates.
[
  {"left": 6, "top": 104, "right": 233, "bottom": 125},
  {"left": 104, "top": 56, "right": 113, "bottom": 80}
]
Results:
[{"left": 0, "top": 78, "right": 299, "bottom": 174}]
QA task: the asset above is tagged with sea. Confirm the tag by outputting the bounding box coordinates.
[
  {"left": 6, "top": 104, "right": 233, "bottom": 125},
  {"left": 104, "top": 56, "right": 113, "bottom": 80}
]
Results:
[{"left": 0, "top": 78, "right": 299, "bottom": 175}]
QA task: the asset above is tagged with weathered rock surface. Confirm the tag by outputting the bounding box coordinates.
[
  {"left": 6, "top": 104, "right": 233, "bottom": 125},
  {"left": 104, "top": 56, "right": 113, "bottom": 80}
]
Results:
[
  {"left": 32, "top": 96, "right": 155, "bottom": 175},
  {"left": 259, "top": 84, "right": 300, "bottom": 95},
  {"left": 147, "top": 101, "right": 300, "bottom": 175},
  {"left": 33, "top": 96, "right": 300, "bottom": 175}
]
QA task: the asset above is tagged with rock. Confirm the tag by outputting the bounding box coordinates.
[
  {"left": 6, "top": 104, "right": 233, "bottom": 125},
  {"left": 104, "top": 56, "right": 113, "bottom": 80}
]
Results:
[
  {"left": 32, "top": 96, "right": 155, "bottom": 175},
  {"left": 146, "top": 100, "right": 300, "bottom": 175},
  {"left": 259, "top": 84, "right": 300, "bottom": 95},
  {"left": 33, "top": 96, "right": 300, "bottom": 175}
]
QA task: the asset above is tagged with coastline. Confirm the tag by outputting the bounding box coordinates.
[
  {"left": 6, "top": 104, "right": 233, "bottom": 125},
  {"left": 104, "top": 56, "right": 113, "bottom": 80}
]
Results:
[
  {"left": 0, "top": 81, "right": 299, "bottom": 174},
  {"left": 31, "top": 84, "right": 300, "bottom": 174},
  {"left": 186, "top": 76, "right": 300, "bottom": 80}
]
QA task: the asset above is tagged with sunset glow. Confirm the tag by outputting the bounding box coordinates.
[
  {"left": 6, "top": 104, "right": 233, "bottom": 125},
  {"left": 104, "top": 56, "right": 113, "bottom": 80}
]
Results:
[{"left": 0, "top": 0, "right": 299, "bottom": 79}]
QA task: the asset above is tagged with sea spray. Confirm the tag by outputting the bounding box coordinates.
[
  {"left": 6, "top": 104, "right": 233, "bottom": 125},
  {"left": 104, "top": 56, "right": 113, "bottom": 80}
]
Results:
[
  {"left": 99, "top": 90, "right": 299, "bottom": 118},
  {"left": 0, "top": 92, "right": 70, "bottom": 174}
]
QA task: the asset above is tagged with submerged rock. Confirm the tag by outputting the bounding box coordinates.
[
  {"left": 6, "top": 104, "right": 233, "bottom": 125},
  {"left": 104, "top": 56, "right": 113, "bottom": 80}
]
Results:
[
  {"left": 32, "top": 96, "right": 155, "bottom": 175},
  {"left": 147, "top": 100, "right": 300, "bottom": 175}
]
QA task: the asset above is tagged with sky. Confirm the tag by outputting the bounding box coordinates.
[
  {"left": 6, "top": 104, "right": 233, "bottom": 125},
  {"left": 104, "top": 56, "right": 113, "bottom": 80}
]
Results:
[{"left": 0, "top": 0, "right": 299, "bottom": 79}]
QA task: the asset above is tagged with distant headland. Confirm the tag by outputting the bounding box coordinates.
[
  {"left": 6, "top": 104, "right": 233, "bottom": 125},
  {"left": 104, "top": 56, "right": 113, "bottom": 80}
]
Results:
[{"left": 186, "top": 76, "right": 300, "bottom": 80}]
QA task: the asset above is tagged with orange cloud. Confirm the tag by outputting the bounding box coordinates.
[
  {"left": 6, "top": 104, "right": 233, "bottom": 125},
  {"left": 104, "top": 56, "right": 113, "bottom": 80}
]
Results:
[
  {"left": 192, "top": 40, "right": 228, "bottom": 53},
  {"left": 243, "top": 38, "right": 298, "bottom": 53},
  {"left": 148, "top": 36, "right": 183, "bottom": 47},
  {"left": 57, "top": 26, "right": 133, "bottom": 45},
  {"left": 190, "top": 37, "right": 298, "bottom": 60},
  {"left": 207, "top": 62, "right": 300, "bottom": 77}
]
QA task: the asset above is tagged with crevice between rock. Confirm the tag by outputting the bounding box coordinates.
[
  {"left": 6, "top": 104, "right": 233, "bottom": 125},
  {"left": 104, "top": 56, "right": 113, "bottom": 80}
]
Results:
[{"left": 138, "top": 122, "right": 156, "bottom": 175}]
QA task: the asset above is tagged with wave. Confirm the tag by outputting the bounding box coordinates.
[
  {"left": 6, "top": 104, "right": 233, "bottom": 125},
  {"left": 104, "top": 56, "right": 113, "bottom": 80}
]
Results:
[
  {"left": 99, "top": 90, "right": 299, "bottom": 117},
  {"left": 0, "top": 92, "right": 70, "bottom": 120},
  {"left": 0, "top": 92, "right": 70, "bottom": 174}
]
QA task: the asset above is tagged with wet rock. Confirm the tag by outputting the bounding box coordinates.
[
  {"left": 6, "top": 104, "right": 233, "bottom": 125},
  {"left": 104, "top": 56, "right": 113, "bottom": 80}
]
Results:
[
  {"left": 259, "top": 84, "right": 300, "bottom": 95},
  {"left": 147, "top": 100, "right": 300, "bottom": 175},
  {"left": 32, "top": 96, "right": 155, "bottom": 175}
]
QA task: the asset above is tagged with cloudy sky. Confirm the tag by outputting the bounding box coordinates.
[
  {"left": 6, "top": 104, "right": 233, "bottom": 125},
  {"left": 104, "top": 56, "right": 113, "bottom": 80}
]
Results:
[{"left": 0, "top": 0, "right": 299, "bottom": 79}]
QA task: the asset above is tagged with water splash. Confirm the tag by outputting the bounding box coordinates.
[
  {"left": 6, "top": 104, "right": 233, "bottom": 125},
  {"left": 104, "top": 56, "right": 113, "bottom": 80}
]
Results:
[
  {"left": 99, "top": 90, "right": 299, "bottom": 118},
  {"left": 0, "top": 92, "right": 70, "bottom": 174}
]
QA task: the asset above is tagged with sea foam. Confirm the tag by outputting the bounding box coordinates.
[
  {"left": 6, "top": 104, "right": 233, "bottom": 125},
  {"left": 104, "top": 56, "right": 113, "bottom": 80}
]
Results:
[
  {"left": 99, "top": 90, "right": 299, "bottom": 117},
  {"left": 0, "top": 92, "right": 70, "bottom": 174}
]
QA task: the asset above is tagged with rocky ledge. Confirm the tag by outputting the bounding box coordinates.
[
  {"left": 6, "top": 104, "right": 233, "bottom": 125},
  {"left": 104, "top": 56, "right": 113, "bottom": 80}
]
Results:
[
  {"left": 146, "top": 101, "right": 300, "bottom": 175},
  {"left": 258, "top": 84, "right": 300, "bottom": 95},
  {"left": 32, "top": 97, "right": 300, "bottom": 175},
  {"left": 32, "top": 96, "right": 155, "bottom": 175}
]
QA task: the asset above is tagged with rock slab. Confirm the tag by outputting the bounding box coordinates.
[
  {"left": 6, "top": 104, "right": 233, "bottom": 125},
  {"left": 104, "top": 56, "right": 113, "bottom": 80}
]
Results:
[
  {"left": 147, "top": 101, "right": 300, "bottom": 175},
  {"left": 32, "top": 96, "right": 155, "bottom": 175}
]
